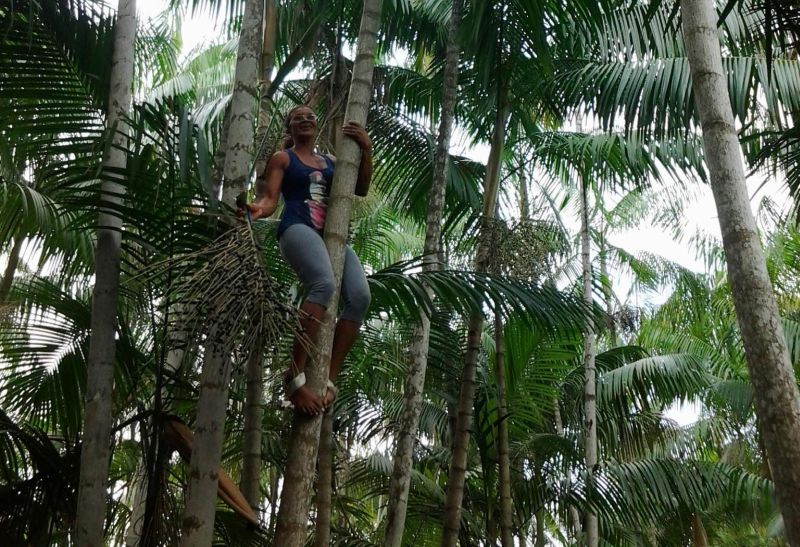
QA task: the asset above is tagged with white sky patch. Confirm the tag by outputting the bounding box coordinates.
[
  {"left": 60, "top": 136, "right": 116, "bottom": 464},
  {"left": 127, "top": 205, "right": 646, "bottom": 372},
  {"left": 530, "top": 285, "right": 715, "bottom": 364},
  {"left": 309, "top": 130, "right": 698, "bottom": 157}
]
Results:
[{"left": 137, "top": 0, "right": 221, "bottom": 55}]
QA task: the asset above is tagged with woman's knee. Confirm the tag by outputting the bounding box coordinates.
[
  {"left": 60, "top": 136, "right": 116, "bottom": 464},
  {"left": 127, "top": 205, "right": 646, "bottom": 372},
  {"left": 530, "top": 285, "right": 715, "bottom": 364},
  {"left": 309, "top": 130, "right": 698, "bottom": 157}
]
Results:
[
  {"left": 341, "top": 286, "right": 371, "bottom": 322},
  {"left": 307, "top": 276, "right": 336, "bottom": 308}
]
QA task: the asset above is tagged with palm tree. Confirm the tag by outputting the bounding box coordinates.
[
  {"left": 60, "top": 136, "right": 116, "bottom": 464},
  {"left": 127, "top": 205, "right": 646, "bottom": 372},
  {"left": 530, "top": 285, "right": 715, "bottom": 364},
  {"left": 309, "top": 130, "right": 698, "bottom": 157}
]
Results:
[
  {"left": 681, "top": 0, "right": 800, "bottom": 543},
  {"left": 579, "top": 175, "right": 600, "bottom": 547},
  {"left": 75, "top": 1, "right": 137, "bottom": 545},
  {"left": 274, "top": 1, "right": 383, "bottom": 544},
  {"left": 383, "top": 0, "right": 464, "bottom": 544},
  {"left": 239, "top": 0, "right": 278, "bottom": 511},
  {"left": 177, "top": 0, "right": 264, "bottom": 543},
  {"left": 5, "top": 0, "right": 800, "bottom": 543}
]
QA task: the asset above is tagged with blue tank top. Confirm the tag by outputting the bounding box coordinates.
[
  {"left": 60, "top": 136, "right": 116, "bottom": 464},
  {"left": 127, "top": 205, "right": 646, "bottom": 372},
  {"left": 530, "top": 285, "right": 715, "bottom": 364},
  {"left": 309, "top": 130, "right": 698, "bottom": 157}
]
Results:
[{"left": 277, "top": 148, "right": 335, "bottom": 239}]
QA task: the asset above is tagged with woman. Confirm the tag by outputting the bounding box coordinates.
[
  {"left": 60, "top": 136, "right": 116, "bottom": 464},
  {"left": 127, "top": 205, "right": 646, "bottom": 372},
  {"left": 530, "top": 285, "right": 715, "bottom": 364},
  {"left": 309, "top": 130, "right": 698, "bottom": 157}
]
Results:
[{"left": 245, "top": 105, "right": 373, "bottom": 415}]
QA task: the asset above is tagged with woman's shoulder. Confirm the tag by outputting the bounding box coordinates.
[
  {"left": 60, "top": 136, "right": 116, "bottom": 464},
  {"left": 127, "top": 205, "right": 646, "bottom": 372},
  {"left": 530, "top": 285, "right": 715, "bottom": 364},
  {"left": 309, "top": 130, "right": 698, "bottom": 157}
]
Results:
[{"left": 269, "top": 150, "right": 291, "bottom": 169}]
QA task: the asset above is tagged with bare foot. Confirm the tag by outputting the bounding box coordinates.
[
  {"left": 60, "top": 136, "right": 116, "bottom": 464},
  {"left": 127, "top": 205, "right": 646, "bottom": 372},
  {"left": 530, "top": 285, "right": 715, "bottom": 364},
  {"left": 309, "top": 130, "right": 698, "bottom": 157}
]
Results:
[{"left": 290, "top": 384, "right": 324, "bottom": 415}]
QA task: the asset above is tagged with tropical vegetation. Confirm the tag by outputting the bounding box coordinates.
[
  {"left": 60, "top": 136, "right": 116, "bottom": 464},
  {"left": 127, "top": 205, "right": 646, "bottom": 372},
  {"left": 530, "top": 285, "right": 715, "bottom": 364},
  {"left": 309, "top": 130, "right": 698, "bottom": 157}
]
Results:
[{"left": 1, "top": 0, "right": 800, "bottom": 545}]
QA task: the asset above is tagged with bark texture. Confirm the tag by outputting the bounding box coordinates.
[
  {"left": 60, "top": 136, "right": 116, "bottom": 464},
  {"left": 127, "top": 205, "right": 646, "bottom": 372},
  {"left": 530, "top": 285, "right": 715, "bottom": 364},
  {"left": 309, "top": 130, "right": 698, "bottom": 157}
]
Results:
[
  {"left": 74, "top": 1, "right": 136, "bottom": 544},
  {"left": 240, "top": 342, "right": 265, "bottom": 507},
  {"left": 441, "top": 99, "right": 510, "bottom": 547},
  {"left": 494, "top": 314, "right": 513, "bottom": 547},
  {"left": 691, "top": 514, "right": 708, "bottom": 547},
  {"left": 314, "top": 412, "right": 335, "bottom": 547},
  {"left": 219, "top": 0, "right": 261, "bottom": 208},
  {"left": 178, "top": 330, "right": 233, "bottom": 545},
  {"left": 682, "top": 1, "right": 800, "bottom": 544},
  {"left": 239, "top": 4, "right": 278, "bottom": 505},
  {"left": 178, "top": 0, "right": 263, "bottom": 543},
  {"left": 382, "top": 1, "right": 463, "bottom": 544},
  {"left": 0, "top": 233, "right": 23, "bottom": 301},
  {"left": 580, "top": 181, "right": 599, "bottom": 547},
  {"left": 598, "top": 225, "right": 616, "bottom": 346},
  {"left": 254, "top": 0, "right": 277, "bottom": 178},
  {"left": 273, "top": 1, "right": 382, "bottom": 544}
]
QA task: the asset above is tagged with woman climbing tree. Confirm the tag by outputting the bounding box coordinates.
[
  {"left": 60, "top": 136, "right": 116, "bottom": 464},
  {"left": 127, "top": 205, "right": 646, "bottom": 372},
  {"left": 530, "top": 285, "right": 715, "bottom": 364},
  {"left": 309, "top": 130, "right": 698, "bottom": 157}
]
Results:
[{"left": 245, "top": 105, "right": 373, "bottom": 415}]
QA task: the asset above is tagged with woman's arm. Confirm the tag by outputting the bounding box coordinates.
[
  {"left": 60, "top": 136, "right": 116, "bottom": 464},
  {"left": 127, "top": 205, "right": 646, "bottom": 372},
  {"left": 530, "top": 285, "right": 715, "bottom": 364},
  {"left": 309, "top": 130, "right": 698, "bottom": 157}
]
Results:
[
  {"left": 247, "top": 151, "right": 288, "bottom": 220},
  {"left": 342, "top": 121, "right": 373, "bottom": 197}
]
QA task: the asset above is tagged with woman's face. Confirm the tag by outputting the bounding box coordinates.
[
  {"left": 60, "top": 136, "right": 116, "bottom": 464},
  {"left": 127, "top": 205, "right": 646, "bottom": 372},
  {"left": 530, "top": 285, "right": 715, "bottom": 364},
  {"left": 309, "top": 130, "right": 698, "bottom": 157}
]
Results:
[{"left": 288, "top": 107, "right": 318, "bottom": 140}]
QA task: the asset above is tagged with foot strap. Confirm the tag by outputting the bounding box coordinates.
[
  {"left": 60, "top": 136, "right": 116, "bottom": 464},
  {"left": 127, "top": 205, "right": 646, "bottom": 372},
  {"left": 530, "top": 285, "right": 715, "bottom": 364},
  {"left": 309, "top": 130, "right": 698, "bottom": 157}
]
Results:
[
  {"left": 326, "top": 379, "right": 338, "bottom": 399},
  {"left": 285, "top": 372, "right": 306, "bottom": 399}
]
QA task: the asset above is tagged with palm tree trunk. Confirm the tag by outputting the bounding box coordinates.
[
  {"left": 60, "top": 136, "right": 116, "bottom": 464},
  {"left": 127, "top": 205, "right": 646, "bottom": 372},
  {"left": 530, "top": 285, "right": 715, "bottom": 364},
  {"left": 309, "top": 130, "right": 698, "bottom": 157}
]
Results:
[
  {"left": 274, "top": 2, "right": 382, "bottom": 544},
  {"left": 314, "top": 412, "right": 335, "bottom": 547},
  {"left": 0, "top": 232, "right": 23, "bottom": 302},
  {"left": 312, "top": 25, "right": 352, "bottom": 543},
  {"left": 218, "top": 0, "right": 261, "bottom": 208},
  {"left": 239, "top": 2, "right": 278, "bottom": 507},
  {"left": 518, "top": 163, "right": 530, "bottom": 220},
  {"left": 178, "top": 0, "right": 263, "bottom": 543},
  {"left": 494, "top": 313, "right": 514, "bottom": 547},
  {"left": 74, "top": 1, "right": 136, "bottom": 544},
  {"left": 254, "top": 0, "right": 277, "bottom": 178},
  {"left": 681, "top": 1, "right": 800, "bottom": 544},
  {"left": 534, "top": 510, "right": 545, "bottom": 547},
  {"left": 691, "top": 514, "right": 708, "bottom": 546},
  {"left": 126, "top": 326, "right": 190, "bottom": 547},
  {"left": 240, "top": 341, "right": 265, "bottom": 507},
  {"left": 382, "top": 1, "right": 463, "bottom": 545},
  {"left": 598, "top": 223, "right": 616, "bottom": 346},
  {"left": 268, "top": 467, "right": 279, "bottom": 536},
  {"left": 124, "top": 441, "right": 147, "bottom": 547},
  {"left": 441, "top": 95, "right": 510, "bottom": 547},
  {"left": 580, "top": 180, "right": 599, "bottom": 547},
  {"left": 553, "top": 397, "right": 582, "bottom": 540}
]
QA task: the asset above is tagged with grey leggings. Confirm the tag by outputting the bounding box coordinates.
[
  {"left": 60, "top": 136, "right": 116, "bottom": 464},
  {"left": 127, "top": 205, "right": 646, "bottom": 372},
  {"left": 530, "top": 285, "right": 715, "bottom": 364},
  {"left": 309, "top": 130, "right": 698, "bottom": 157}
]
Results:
[{"left": 279, "top": 223, "right": 371, "bottom": 322}]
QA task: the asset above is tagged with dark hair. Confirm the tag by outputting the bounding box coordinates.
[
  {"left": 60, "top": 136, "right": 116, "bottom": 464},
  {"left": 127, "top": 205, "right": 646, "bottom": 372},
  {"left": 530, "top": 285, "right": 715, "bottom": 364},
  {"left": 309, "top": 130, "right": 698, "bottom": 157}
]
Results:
[{"left": 282, "top": 105, "right": 308, "bottom": 149}]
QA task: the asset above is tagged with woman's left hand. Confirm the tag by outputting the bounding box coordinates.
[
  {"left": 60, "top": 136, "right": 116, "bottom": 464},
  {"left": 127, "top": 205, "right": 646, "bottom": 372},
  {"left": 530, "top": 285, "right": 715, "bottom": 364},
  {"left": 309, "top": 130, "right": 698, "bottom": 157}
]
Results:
[{"left": 343, "top": 121, "right": 372, "bottom": 152}]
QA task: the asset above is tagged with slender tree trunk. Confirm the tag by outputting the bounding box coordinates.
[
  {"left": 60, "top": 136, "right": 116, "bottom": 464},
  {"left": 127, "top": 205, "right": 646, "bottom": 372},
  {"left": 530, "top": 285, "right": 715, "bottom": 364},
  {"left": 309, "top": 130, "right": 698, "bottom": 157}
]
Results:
[
  {"left": 327, "top": 31, "right": 348, "bottom": 151},
  {"left": 179, "top": 0, "right": 262, "bottom": 543},
  {"left": 124, "top": 429, "right": 147, "bottom": 547},
  {"left": 126, "top": 327, "right": 189, "bottom": 547},
  {"left": 495, "top": 314, "right": 514, "bottom": 547},
  {"left": 314, "top": 412, "right": 335, "bottom": 547},
  {"left": 239, "top": 1, "right": 278, "bottom": 506},
  {"left": 254, "top": 0, "right": 277, "bottom": 178},
  {"left": 518, "top": 164, "right": 530, "bottom": 220},
  {"left": 274, "top": 2, "right": 382, "bottom": 544},
  {"left": 598, "top": 224, "right": 616, "bottom": 347},
  {"left": 210, "top": 107, "right": 232, "bottom": 208},
  {"left": 268, "top": 467, "right": 279, "bottom": 536},
  {"left": 553, "top": 397, "right": 582, "bottom": 540},
  {"left": 178, "top": 329, "right": 232, "bottom": 545},
  {"left": 682, "top": 2, "right": 800, "bottom": 544},
  {"left": 691, "top": 514, "right": 708, "bottom": 547},
  {"left": 0, "top": 232, "right": 23, "bottom": 302},
  {"left": 74, "top": 1, "right": 136, "bottom": 544},
  {"left": 382, "top": 1, "right": 463, "bottom": 545},
  {"left": 240, "top": 341, "right": 265, "bottom": 507},
  {"left": 534, "top": 510, "right": 545, "bottom": 547},
  {"left": 441, "top": 96, "right": 510, "bottom": 547},
  {"left": 580, "top": 180, "right": 599, "bottom": 547},
  {"left": 218, "top": 0, "right": 261, "bottom": 209},
  {"left": 313, "top": 23, "right": 351, "bottom": 542}
]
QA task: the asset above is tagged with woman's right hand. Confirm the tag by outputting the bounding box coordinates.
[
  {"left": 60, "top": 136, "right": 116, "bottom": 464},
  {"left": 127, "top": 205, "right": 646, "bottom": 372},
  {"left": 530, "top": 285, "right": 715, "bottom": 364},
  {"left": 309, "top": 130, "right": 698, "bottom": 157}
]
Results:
[{"left": 243, "top": 201, "right": 270, "bottom": 221}]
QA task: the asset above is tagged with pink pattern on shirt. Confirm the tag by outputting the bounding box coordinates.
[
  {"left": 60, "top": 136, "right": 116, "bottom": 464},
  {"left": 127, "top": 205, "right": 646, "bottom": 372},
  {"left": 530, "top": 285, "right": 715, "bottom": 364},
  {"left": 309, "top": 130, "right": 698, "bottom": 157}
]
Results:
[{"left": 306, "top": 170, "right": 328, "bottom": 230}]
